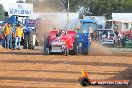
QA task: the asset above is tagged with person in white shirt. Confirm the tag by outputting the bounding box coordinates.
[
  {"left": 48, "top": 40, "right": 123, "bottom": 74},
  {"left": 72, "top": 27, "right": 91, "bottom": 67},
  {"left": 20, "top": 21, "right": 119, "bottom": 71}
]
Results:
[
  {"left": 102, "top": 34, "right": 106, "bottom": 42},
  {"left": 117, "top": 33, "right": 122, "bottom": 47}
]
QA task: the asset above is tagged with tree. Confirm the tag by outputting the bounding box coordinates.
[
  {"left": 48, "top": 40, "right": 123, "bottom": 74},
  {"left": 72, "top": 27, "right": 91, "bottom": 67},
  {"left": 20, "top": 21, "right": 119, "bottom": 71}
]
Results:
[
  {"left": 25, "top": 0, "right": 33, "bottom": 3},
  {"left": 61, "top": 0, "right": 132, "bottom": 19},
  {"left": 16, "top": 0, "right": 24, "bottom": 3},
  {"left": 23, "top": 0, "right": 132, "bottom": 19},
  {"left": 0, "top": 4, "right": 5, "bottom": 20}
]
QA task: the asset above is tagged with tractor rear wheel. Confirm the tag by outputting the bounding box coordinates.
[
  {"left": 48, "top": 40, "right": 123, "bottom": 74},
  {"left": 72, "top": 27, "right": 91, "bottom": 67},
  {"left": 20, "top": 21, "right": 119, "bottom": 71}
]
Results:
[
  {"left": 70, "top": 37, "right": 78, "bottom": 55},
  {"left": 28, "top": 31, "right": 36, "bottom": 49},
  {"left": 45, "top": 48, "right": 49, "bottom": 55},
  {"left": 23, "top": 34, "right": 28, "bottom": 49},
  {"left": 44, "top": 35, "right": 49, "bottom": 55},
  {"left": 82, "top": 47, "right": 89, "bottom": 55}
]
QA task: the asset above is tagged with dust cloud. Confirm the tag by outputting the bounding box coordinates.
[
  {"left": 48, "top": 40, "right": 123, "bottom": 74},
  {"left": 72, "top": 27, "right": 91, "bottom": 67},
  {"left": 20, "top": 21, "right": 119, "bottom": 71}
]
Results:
[
  {"left": 33, "top": 1, "right": 114, "bottom": 56},
  {"left": 89, "top": 41, "right": 114, "bottom": 55},
  {"left": 33, "top": 0, "right": 66, "bottom": 44}
]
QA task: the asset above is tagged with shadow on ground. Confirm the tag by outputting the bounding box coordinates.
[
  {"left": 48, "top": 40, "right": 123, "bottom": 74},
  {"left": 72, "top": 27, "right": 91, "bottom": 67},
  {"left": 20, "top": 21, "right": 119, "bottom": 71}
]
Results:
[
  {"left": 0, "top": 51, "right": 132, "bottom": 57},
  {"left": 0, "top": 77, "right": 77, "bottom": 84},
  {"left": 101, "top": 67, "right": 132, "bottom": 88},
  {"left": 0, "top": 51, "right": 43, "bottom": 55},
  {"left": 1, "top": 59, "right": 132, "bottom": 67}
]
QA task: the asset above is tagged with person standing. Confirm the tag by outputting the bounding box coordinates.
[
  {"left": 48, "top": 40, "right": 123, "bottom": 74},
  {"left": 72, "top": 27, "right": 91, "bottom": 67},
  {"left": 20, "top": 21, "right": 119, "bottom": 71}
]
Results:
[
  {"left": 1, "top": 24, "right": 6, "bottom": 48},
  {"left": 89, "top": 26, "right": 93, "bottom": 39},
  {"left": 14, "top": 24, "right": 24, "bottom": 50},
  {"left": 128, "top": 29, "right": 132, "bottom": 39},
  {"left": 118, "top": 33, "right": 122, "bottom": 48},
  {"left": 122, "top": 33, "right": 125, "bottom": 47},
  {"left": 12, "top": 24, "right": 16, "bottom": 49},
  {"left": 4, "top": 23, "right": 13, "bottom": 49}
]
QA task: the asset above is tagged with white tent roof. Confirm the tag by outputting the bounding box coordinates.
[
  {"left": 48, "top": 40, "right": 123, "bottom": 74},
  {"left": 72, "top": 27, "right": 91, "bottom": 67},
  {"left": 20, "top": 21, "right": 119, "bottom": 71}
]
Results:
[{"left": 112, "top": 13, "right": 132, "bottom": 22}]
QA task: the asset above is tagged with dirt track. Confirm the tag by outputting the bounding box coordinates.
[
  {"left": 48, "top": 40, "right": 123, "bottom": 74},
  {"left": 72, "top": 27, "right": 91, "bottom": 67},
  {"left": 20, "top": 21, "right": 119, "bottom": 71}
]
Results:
[{"left": 0, "top": 41, "right": 131, "bottom": 88}]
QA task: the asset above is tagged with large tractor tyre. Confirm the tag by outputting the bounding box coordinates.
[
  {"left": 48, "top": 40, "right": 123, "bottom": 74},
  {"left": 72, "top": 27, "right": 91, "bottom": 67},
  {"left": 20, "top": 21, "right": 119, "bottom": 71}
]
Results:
[
  {"left": 23, "top": 35, "right": 28, "bottom": 49},
  {"left": 82, "top": 44, "right": 89, "bottom": 55},
  {"left": 70, "top": 37, "right": 78, "bottom": 55},
  {"left": 44, "top": 36, "right": 49, "bottom": 55},
  {"left": 28, "top": 31, "right": 36, "bottom": 49},
  {"left": 45, "top": 48, "right": 49, "bottom": 55},
  {"left": 23, "top": 39, "right": 27, "bottom": 49},
  {"left": 65, "top": 47, "right": 69, "bottom": 56},
  {"left": 82, "top": 48, "right": 89, "bottom": 55},
  {"left": 79, "top": 77, "right": 91, "bottom": 87},
  {"left": 88, "top": 43, "right": 91, "bottom": 52},
  {"left": 112, "top": 43, "right": 115, "bottom": 48}
]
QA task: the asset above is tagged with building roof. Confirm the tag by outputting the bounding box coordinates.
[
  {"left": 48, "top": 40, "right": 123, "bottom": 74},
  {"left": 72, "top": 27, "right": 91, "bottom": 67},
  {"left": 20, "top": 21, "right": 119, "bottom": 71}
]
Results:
[
  {"left": 112, "top": 13, "right": 132, "bottom": 22},
  {"left": 80, "top": 19, "right": 96, "bottom": 23}
]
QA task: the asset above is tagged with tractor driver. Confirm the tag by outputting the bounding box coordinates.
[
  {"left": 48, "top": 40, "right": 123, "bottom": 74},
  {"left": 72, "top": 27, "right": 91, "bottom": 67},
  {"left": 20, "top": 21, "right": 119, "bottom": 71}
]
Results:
[{"left": 56, "top": 30, "right": 63, "bottom": 37}]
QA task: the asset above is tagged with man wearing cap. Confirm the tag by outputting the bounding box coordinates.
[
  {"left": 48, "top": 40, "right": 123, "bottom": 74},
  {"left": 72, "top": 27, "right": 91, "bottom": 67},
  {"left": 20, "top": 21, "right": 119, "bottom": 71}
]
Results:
[{"left": 4, "top": 23, "right": 13, "bottom": 49}]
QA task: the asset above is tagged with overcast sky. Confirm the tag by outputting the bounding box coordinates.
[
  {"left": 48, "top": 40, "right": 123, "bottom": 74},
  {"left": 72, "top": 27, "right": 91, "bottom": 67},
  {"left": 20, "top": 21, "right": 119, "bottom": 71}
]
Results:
[{"left": 0, "top": 0, "right": 26, "bottom": 11}]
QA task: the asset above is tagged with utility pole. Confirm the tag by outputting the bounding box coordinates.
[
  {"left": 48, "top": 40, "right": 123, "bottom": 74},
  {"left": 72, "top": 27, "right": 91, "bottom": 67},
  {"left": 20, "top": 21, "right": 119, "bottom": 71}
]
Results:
[
  {"left": 67, "top": 0, "right": 70, "bottom": 24},
  {"left": 68, "top": 0, "right": 69, "bottom": 12}
]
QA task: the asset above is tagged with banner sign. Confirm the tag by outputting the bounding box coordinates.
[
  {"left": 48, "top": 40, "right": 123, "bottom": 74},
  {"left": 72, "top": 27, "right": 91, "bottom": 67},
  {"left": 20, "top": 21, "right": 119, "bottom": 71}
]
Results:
[{"left": 8, "top": 3, "right": 33, "bottom": 16}]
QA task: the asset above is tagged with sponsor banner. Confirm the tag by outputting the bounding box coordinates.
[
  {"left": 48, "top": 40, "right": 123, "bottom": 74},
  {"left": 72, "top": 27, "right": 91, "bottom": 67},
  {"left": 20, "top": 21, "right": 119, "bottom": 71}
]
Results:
[{"left": 8, "top": 3, "right": 33, "bottom": 16}]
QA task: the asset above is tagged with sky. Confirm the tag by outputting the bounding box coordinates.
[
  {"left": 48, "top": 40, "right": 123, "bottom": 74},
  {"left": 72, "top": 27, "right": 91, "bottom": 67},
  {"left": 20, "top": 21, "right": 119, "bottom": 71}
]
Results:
[{"left": 0, "top": 0, "right": 25, "bottom": 11}]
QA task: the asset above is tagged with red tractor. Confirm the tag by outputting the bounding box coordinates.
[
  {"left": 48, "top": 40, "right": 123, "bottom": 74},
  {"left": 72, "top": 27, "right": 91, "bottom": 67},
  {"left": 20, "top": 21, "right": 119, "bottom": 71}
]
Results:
[
  {"left": 43, "top": 19, "right": 96, "bottom": 56},
  {"left": 44, "top": 30, "right": 78, "bottom": 56}
]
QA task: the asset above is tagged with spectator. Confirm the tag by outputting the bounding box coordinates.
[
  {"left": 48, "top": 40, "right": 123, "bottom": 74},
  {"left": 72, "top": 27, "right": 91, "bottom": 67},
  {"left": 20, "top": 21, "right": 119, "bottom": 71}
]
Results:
[
  {"left": 89, "top": 26, "right": 94, "bottom": 39},
  {"left": 102, "top": 34, "right": 106, "bottom": 41},
  {"left": 4, "top": 23, "right": 13, "bottom": 49},
  {"left": 12, "top": 24, "right": 16, "bottom": 49},
  {"left": 114, "top": 31, "right": 119, "bottom": 36},
  {"left": 1, "top": 24, "right": 6, "bottom": 48},
  {"left": 122, "top": 33, "right": 125, "bottom": 47},
  {"left": 14, "top": 24, "right": 24, "bottom": 50},
  {"left": 128, "top": 29, "right": 132, "bottom": 39},
  {"left": 117, "top": 33, "right": 122, "bottom": 47}
]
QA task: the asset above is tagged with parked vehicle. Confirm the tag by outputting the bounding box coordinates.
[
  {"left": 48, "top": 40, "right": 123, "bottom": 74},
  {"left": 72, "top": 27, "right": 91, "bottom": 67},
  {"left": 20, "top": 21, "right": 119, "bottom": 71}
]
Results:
[{"left": 98, "top": 29, "right": 116, "bottom": 47}]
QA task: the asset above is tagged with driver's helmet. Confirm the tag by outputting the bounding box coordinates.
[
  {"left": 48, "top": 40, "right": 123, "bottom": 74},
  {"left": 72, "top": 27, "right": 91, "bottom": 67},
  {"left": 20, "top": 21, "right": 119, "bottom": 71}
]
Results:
[{"left": 58, "top": 30, "right": 63, "bottom": 34}]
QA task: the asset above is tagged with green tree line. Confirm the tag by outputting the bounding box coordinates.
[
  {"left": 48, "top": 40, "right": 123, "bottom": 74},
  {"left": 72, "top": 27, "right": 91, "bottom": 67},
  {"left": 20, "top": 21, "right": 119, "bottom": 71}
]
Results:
[{"left": 61, "top": 0, "right": 132, "bottom": 19}]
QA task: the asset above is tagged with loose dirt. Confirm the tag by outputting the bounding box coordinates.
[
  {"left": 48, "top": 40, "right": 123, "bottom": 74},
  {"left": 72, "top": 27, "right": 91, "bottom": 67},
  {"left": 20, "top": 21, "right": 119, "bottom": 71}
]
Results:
[
  {"left": 89, "top": 41, "right": 113, "bottom": 55},
  {"left": 0, "top": 41, "right": 131, "bottom": 88}
]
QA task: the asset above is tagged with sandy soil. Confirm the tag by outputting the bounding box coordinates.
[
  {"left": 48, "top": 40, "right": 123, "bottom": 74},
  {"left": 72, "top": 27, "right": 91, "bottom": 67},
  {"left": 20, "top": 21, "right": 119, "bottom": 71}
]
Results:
[{"left": 0, "top": 41, "right": 131, "bottom": 88}]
